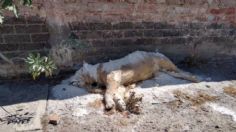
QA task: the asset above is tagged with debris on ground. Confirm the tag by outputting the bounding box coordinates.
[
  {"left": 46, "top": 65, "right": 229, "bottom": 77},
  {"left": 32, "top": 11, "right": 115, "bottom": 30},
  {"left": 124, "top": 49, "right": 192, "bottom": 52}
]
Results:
[
  {"left": 169, "top": 90, "right": 218, "bottom": 109},
  {"left": 126, "top": 92, "right": 144, "bottom": 114},
  {"left": 48, "top": 113, "right": 60, "bottom": 125}
]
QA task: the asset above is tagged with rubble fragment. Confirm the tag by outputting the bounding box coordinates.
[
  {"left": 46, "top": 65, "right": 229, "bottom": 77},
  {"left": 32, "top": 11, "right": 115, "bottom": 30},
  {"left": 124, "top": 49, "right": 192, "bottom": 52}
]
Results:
[{"left": 48, "top": 113, "right": 60, "bottom": 125}]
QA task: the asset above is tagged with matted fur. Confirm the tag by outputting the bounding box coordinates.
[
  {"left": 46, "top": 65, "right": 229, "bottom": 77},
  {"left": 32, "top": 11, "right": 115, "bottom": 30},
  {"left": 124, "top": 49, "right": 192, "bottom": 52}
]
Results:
[{"left": 70, "top": 51, "right": 198, "bottom": 110}]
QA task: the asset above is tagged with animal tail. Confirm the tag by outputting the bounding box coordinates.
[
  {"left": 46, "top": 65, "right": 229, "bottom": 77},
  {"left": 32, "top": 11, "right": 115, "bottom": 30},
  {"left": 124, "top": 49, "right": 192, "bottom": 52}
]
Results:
[{"left": 162, "top": 69, "right": 200, "bottom": 83}]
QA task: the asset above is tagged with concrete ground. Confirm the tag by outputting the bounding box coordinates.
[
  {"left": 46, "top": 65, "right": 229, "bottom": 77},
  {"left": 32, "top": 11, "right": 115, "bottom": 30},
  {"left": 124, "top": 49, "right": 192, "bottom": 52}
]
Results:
[
  {"left": 0, "top": 60, "right": 236, "bottom": 132},
  {"left": 0, "top": 81, "right": 49, "bottom": 132}
]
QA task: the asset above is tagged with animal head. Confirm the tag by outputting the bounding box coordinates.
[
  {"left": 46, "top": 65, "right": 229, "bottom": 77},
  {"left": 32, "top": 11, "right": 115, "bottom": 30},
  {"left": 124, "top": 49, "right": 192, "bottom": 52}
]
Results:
[{"left": 70, "top": 62, "right": 98, "bottom": 88}]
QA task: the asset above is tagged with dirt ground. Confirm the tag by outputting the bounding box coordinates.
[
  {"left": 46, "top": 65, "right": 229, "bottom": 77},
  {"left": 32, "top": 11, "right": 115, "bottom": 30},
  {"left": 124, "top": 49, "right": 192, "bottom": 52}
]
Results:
[
  {"left": 44, "top": 60, "right": 236, "bottom": 132},
  {"left": 0, "top": 59, "right": 236, "bottom": 132},
  {"left": 44, "top": 80, "right": 236, "bottom": 132}
]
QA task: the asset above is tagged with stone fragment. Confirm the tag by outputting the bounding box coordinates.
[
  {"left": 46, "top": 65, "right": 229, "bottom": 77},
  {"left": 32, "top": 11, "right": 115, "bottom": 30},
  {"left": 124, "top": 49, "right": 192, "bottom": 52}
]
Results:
[{"left": 48, "top": 113, "right": 60, "bottom": 125}]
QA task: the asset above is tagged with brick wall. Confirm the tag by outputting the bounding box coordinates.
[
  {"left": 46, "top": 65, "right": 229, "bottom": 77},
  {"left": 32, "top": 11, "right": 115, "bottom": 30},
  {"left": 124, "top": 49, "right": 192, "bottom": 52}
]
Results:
[
  {"left": 0, "top": 16, "right": 50, "bottom": 61},
  {"left": 42, "top": 0, "right": 236, "bottom": 63},
  {"left": 71, "top": 22, "right": 236, "bottom": 64},
  {"left": 44, "top": 0, "right": 236, "bottom": 24},
  {"left": 0, "top": 0, "right": 236, "bottom": 77}
]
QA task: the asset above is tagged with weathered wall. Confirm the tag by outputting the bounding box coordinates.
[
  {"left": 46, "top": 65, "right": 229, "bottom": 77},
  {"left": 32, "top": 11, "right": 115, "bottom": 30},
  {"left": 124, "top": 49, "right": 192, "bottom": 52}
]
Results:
[
  {"left": 0, "top": 0, "right": 236, "bottom": 76},
  {"left": 0, "top": 17, "right": 49, "bottom": 58},
  {"left": 47, "top": 0, "right": 236, "bottom": 23},
  {"left": 0, "top": 0, "right": 48, "bottom": 64},
  {"left": 44, "top": 0, "right": 236, "bottom": 63},
  {"left": 71, "top": 22, "right": 236, "bottom": 64}
]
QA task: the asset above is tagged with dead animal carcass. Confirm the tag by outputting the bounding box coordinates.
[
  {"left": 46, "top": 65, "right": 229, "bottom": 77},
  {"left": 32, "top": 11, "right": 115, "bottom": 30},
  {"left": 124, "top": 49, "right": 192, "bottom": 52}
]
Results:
[{"left": 70, "top": 51, "right": 198, "bottom": 112}]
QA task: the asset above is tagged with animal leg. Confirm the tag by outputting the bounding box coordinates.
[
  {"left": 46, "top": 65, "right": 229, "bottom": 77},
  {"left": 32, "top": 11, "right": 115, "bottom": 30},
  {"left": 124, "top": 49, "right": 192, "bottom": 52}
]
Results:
[
  {"left": 114, "top": 90, "right": 126, "bottom": 111},
  {"left": 162, "top": 70, "right": 199, "bottom": 83},
  {"left": 105, "top": 71, "right": 122, "bottom": 110},
  {"left": 158, "top": 58, "right": 199, "bottom": 82}
]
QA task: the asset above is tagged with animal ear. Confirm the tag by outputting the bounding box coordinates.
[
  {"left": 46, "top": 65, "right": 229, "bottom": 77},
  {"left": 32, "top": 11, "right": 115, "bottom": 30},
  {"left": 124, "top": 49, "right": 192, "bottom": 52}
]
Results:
[
  {"left": 83, "top": 62, "right": 91, "bottom": 71},
  {"left": 83, "top": 61, "right": 88, "bottom": 66}
]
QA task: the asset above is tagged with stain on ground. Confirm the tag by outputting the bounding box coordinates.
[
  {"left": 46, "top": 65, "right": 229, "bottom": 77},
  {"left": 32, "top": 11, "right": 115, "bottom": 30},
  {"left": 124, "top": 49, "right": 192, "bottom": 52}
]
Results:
[
  {"left": 224, "top": 86, "right": 236, "bottom": 97},
  {"left": 169, "top": 90, "right": 218, "bottom": 109},
  {"left": 87, "top": 99, "right": 104, "bottom": 109}
]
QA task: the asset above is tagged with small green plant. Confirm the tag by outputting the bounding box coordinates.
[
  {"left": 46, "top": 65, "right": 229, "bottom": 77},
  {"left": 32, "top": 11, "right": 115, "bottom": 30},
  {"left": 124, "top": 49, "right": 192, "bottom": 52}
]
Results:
[
  {"left": 25, "top": 53, "right": 56, "bottom": 80},
  {"left": 0, "top": 0, "right": 32, "bottom": 24}
]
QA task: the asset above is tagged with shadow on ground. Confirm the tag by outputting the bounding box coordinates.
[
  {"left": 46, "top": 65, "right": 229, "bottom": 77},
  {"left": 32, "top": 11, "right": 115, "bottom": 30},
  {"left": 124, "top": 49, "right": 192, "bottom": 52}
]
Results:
[
  {"left": 0, "top": 60, "right": 236, "bottom": 106},
  {"left": 0, "top": 59, "right": 236, "bottom": 132}
]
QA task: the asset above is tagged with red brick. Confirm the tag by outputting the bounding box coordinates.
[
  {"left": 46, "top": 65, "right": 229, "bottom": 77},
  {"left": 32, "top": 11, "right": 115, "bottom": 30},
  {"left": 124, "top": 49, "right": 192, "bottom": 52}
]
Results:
[
  {"left": 70, "top": 22, "right": 112, "bottom": 30},
  {"left": 26, "top": 16, "right": 45, "bottom": 24},
  {"left": 210, "top": 8, "right": 235, "bottom": 15},
  {"left": 124, "top": 30, "right": 143, "bottom": 37},
  {"left": 3, "top": 17, "right": 26, "bottom": 24},
  {"left": 31, "top": 33, "right": 49, "bottom": 42},
  {"left": 0, "top": 36, "right": 3, "bottom": 43},
  {"left": 210, "top": 9, "right": 221, "bottom": 15},
  {"left": 41, "top": 25, "right": 49, "bottom": 32},
  {"left": 0, "top": 25, "right": 15, "bottom": 34},
  {"left": 4, "top": 34, "right": 31, "bottom": 43},
  {"left": 48, "top": 114, "right": 60, "bottom": 125},
  {"left": 18, "top": 43, "right": 47, "bottom": 51},
  {"left": 0, "top": 43, "right": 19, "bottom": 51},
  {"left": 102, "top": 30, "right": 123, "bottom": 38},
  {"left": 166, "top": 0, "right": 185, "bottom": 5},
  {"left": 76, "top": 31, "right": 102, "bottom": 39},
  {"left": 225, "top": 15, "right": 235, "bottom": 23},
  {"left": 112, "top": 22, "right": 133, "bottom": 29},
  {"left": 15, "top": 25, "right": 43, "bottom": 33},
  {"left": 225, "top": 7, "right": 235, "bottom": 15}
]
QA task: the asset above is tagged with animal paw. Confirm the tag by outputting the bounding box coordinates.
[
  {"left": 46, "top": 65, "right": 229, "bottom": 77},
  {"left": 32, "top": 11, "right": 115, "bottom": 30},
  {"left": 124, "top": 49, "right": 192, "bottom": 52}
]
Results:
[
  {"left": 105, "top": 101, "right": 115, "bottom": 110},
  {"left": 105, "top": 94, "right": 115, "bottom": 110},
  {"left": 114, "top": 94, "right": 126, "bottom": 111}
]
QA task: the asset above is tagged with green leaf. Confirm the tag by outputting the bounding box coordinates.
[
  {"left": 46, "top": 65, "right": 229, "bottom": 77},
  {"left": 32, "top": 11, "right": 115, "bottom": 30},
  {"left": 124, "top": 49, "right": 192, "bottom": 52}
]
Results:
[
  {"left": 6, "top": 5, "right": 18, "bottom": 17},
  {"left": 0, "top": 0, "right": 32, "bottom": 24},
  {"left": 23, "top": 0, "right": 32, "bottom": 6},
  {"left": 2, "top": 0, "right": 13, "bottom": 9},
  {"left": 13, "top": 5, "right": 18, "bottom": 17},
  {"left": 25, "top": 52, "right": 57, "bottom": 80},
  {"left": 0, "top": 14, "right": 4, "bottom": 24}
]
